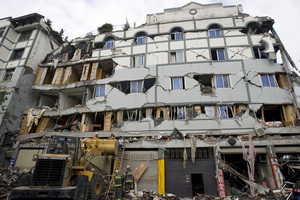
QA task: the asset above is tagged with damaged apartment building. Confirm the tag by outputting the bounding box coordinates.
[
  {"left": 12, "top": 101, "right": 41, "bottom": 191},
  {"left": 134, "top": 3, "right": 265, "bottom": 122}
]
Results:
[
  {"left": 8, "top": 2, "right": 300, "bottom": 198},
  {"left": 0, "top": 14, "right": 60, "bottom": 153}
]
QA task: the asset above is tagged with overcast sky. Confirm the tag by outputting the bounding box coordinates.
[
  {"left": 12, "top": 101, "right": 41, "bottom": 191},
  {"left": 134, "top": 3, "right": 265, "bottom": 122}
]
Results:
[{"left": 1, "top": 0, "right": 299, "bottom": 68}]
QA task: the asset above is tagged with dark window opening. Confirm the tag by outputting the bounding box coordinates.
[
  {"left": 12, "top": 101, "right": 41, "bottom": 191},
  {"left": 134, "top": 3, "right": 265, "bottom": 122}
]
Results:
[
  {"left": 135, "top": 32, "right": 147, "bottom": 44},
  {"left": 169, "top": 106, "right": 186, "bottom": 120},
  {"left": 253, "top": 47, "right": 267, "bottom": 59},
  {"left": 256, "top": 105, "right": 284, "bottom": 122},
  {"left": 110, "top": 78, "right": 155, "bottom": 94},
  {"left": 3, "top": 69, "right": 15, "bottom": 81},
  {"left": 165, "top": 148, "right": 211, "bottom": 159},
  {"left": 211, "top": 49, "right": 225, "bottom": 60},
  {"left": 85, "top": 113, "right": 104, "bottom": 131},
  {"left": 170, "top": 28, "right": 183, "bottom": 40},
  {"left": 192, "top": 174, "right": 204, "bottom": 196},
  {"left": 10, "top": 49, "right": 24, "bottom": 60},
  {"left": 194, "top": 75, "right": 213, "bottom": 94},
  {"left": 0, "top": 28, "right": 6, "bottom": 37},
  {"left": 94, "top": 42, "right": 104, "bottom": 49},
  {"left": 54, "top": 114, "right": 81, "bottom": 132},
  {"left": 186, "top": 106, "right": 198, "bottom": 119}
]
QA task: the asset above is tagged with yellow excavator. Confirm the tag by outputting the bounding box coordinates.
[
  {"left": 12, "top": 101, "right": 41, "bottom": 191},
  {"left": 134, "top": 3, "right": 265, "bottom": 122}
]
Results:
[{"left": 9, "top": 135, "right": 118, "bottom": 200}]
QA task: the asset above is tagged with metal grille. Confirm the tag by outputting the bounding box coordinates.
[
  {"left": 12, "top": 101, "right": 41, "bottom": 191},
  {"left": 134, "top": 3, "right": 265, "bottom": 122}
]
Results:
[
  {"left": 165, "top": 148, "right": 211, "bottom": 159},
  {"left": 33, "top": 159, "right": 65, "bottom": 186}
]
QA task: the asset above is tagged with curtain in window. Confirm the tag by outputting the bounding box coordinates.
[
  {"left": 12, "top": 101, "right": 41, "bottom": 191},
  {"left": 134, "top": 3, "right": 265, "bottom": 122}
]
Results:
[
  {"left": 205, "top": 106, "right": 215, "bottom": 117},
  {"left": 177, "top": 106, "right": 185, "bottom": 119},
  {"left": 218, "top": 106, "right": 228, "bottom": 119},
  {"left": 216, "top": 76, "right": 224, "bottom": 88},
  {"left": 95, "top": 85, "right": 105, "bottom": 97},
  {"left": 173, "top": 77, "right": 183, "bottom": 90},
  {"left": 217, "top": 50, "right": 225, "bottom": 60}
]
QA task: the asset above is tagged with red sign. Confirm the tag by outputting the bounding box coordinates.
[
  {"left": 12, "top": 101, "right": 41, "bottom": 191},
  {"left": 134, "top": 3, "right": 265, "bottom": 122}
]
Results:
[
  {"left": 217, "top": 168, "right": 226, "bottom": 198},
  {"left": 269, "top": 157, "right": 280, "bottom": 188}
]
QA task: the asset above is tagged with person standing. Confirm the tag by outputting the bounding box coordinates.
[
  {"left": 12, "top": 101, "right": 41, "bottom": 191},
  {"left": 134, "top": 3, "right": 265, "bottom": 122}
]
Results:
[
  {"left": 118, "top": 136, "right": 124, "bottom": 151},
  {"left": 114, "top": 170, "right": 123, "bottom": 200},
  {"left": 124, "top": 165, "right": 133, "bottom": 193}
]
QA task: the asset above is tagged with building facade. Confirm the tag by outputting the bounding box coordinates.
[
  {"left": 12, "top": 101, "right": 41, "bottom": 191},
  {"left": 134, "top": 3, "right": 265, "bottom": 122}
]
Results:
[
  {"left": 0, "top": 13, "right": 60, "bottom": 147},
  {"left": 10, "top": 3, "right": 300, "bottom": 198}
]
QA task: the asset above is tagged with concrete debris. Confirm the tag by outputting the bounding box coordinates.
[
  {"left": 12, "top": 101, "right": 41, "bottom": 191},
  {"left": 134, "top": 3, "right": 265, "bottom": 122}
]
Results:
[
  {"left": 169, "top": 128, "right": 184, "bottom": 140},
  {"left": 0, "top": 167, "right": 26, "bottom": 199}
]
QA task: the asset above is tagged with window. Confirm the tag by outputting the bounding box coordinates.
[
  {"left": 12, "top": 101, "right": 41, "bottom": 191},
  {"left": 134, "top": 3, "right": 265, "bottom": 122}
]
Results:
[
  {"left": 127, "top": 109, "right": 139, "bottom": 121},
  {"left": 3, "top": 69, "right": 15, "bottom": 81},
  {"left": 216, "top": 75, "right": 230, "bottom": 88},
  {"left": 104, "top": 38, "right": 115, "bottom": 49},
  {"left": 10, "top": 49, "right": 24, "bottom": 60},
  {"left": 170, "top": 51, "right": 184, "bottom": 63},
  {"left": 205, "top": 106, "right": 215, "bottom": 118},
  {"left": 194, "top": 75, "right": 213, "bottom": 94},
  {"left": 19, "top": 30, "right": 32, "bottom": 42},
  {"left": 172, "top": 77, "right": 184, "bottom": 90},
  {"left": 0, "top": 28, "right": 5, "bottom": 37},
  {"left": 136, "top": 36, "right": 146, "bottom": 44},
  {"left": 261, "top": 74, "right": 277, "bottom": 87},
  {"left": 253, "top": 47, "right": 267, "bottom": 59},
  {"left": 211, "top": 49, "right": 225, "bottom": 60},
  {"left": 170, "top": 106, "right": 186, "bottom": 120},
  {"left": 130, "top": 80, "right": 143, "bottom": 93},
  {"left": 208, "top": 29, "right": 221, "bottom": 37},
  {"left": 95, "top": 85, "right": 105, "bottom": 97},
  {"left": 217, "top": 105, "right": 229, "bottom": 119},
  {"left": 133, "top": 55, "right": 145, "bottom": 67},
  {"left": 171, "top": 31, "right": 182, "bottom": 40}
]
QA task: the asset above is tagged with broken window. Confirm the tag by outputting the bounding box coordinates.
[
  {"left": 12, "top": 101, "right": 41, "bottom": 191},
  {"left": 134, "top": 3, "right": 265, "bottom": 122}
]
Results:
[
  {"left": 83, "top": 113, "right": 104, "bottom": 131},
  {"left": 127, "top": 109, "right": 139, "bottom": 121},
  {"left": 95, "top": 85, "right": 105, "bottom": 97},
  {"left": 0, "top": 28, "right": 5, "bottom": 37},
  {"left": 260, "top": 74, "right": 277, "bottom": 87},
  {"left": 170, "top": 51, "right": 184, "bottom": 63},
  {"left": 211, "top": 49, "right": 225, "bottom": 60},
  {"left": 217, "top": 105, "right": 234, "bottom": 119},
  {"left": 130, "top": 80, "right": 143, "bottom": 93},
  {"left": 54, "top": 114, "right": 81, "bottom": 132},
  {"left": 19, "top": 30, "right": 32, "bottom": 42},
  {"left": 169, "top": 106, "right": 186, "bottom": 120},
  {"left": 256, "top": 105, "right": 284, "bottom": 124},
  {"left": 3, "top": 69, "right": 14, "bottom": 81},
  {"left": 133, "top": 55, "right": 145, "bottom": 67},
  {"left": 170, "top": 28, "right": 183, "bottom": 40},
  {"left": 135, "top": 32, "right": 147, "bottom": 44},
  {"left": 172, "top": 77, "right": 185, "bottom": 90},
  {"left": 204, "top": 106, "right": 215, "bottom": 118},
  {"left": 245, "top": 22, "right": 262, "bottom": 34},
  {"left": 10, "top": 48, "right": 24, "bottom": 60},
  {"left": 194, "top": 75, "right": 213, "bottom": 94},
  {"left": 186, "top": 106, "right": 198, "bottom": 119},
  {"left": 104, "top": 37, "right": 115, "bottom": 49},
  {"left": 216, "top": 75, "right": 230, "bottom": 88},
  {"left": 276, "top": 74, "right": 291, "bottom": 90},
  {"left": 253, "top": 47, "right": 267, "bottom": 59}
]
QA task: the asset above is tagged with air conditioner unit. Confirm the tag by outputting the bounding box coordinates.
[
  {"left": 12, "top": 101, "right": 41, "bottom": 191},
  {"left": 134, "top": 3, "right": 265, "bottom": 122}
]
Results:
[{"left": 254, "top": 123, "right": 266, "bottom": 137}]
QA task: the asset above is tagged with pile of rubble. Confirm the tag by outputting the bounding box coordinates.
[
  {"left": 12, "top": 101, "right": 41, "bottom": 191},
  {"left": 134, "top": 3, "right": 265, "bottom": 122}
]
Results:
[{"left": 0, "top": 167, "right": 19, "bottom": 199}]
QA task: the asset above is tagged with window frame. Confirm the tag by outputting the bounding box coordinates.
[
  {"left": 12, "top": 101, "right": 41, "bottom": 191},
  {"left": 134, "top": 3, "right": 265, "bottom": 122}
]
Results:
[
  {"left": 208, "top": 28, "right": 221, "bottom": 37},
  {"left": 0, "top": 28, "right": 6, "bottom": 37},
  {"left": 18, "top": 30, "right": 32, "bottom": 42},
  {"left": 95, "top": 85, "right": 105, "bottom": 97},
  {"left": 215, "top": 75, "right": 230, "bottom": 88},
  {"left": 217, "top": 105, "right": 229, "bottom": 119},
  {"left": 133, "top": 55, "right": 145, "bottom": 67},
  {"left": 3, "top": 69, "right": 15, "bottom": 81},
  {"left": 211, "top": 49, "right": 225, "bottom": 61},
  {"left": 253, "top": 47, "right": 267, "bottom": 59},
  {"left": 136, "top": 36, "right": 146, "bottom": 45},
  {"left": 260, "top": 74, "right": 278, "bottom": 87},
  {"left": 10, "top": 48, "right": 25, "bottom": 60},
  {"left": 130, "top": 80, "right": 144, "bottom": 93},
  {"left": 103, "top": 38, "right": 115, "bottom": 49},
  {"left": 171, "top": 31, "right": 182, "bottom": 40},
  {"left": 170, "top": 51, "right": 184, "bottom": 63},
  {"left": 172, "top": 77, "right": 185, "bottom": 90}
]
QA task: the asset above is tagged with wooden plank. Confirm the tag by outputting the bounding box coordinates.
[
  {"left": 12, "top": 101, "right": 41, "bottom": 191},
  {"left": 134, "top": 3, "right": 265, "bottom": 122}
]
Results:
[
  {"left": 19, "top": 115, "right": 30, "bottom": 134},
  {"left": 104, "top": 112, "right": 112, "bottom": 131},
  {"left": 81, "top": 63, "right": 90, "bottom": 81},
  {"left": 54, "top": 67, "right": 64, "bottom": 85},
  {"left": 90, "top": 62, "right": 98, "bottom": 80},
  {"left": 35, "top": 67, "right": 44, "bottom": 85},
  {"left": 133, "top": 161, "right": 148, "bottom": 181},
  {"left": 62, "top": 66, "right": 71, "bottom": 84},
  {"left": 96, "top": 67, "right": 103, "bottom": 80}
]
